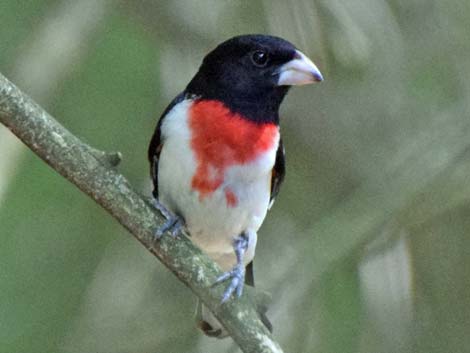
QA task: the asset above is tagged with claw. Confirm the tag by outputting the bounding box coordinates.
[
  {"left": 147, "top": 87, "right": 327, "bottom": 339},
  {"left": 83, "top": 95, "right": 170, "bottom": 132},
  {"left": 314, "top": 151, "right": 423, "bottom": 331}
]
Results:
[
  {"left": 154, "top": 215, "right": 183, "bottom": 239},
  {"left": 223, "top": 267, "right": 245, "bottom": 303},
  {"left": 215, "top": 264, "right": 246, "bottom": 303},
  {"left": 215, "top": 271, "right": 232, "bottom": 284},
  {"left": 213, "top": 233, "right": 249, "bottom": 303},
  {"left": 150, "top": 198, "right": 184, "bottom": 239}
]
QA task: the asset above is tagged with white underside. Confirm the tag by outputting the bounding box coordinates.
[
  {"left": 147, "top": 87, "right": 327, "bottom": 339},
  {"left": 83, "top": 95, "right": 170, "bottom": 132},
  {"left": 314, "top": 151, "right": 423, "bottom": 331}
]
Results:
[{"left": 157, "top": 99, "right": 279, "bottom": 271}]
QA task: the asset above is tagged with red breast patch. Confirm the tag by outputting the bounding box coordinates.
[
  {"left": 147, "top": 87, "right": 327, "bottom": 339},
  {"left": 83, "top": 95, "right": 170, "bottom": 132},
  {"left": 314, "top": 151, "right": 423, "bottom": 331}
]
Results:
[{"left": 189, "top": 99, "right": 278, "bottom": 206}]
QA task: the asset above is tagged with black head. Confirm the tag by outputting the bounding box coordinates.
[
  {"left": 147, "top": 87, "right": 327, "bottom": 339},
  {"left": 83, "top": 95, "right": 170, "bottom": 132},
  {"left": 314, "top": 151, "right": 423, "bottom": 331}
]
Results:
[{"left": 185, "top": 34, "right": 322, "bottom": 124}]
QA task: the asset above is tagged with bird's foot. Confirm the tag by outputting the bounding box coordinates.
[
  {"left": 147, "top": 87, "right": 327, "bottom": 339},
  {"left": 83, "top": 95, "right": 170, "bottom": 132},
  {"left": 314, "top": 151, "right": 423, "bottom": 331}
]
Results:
[
  {"left": 155, "top": 215, "right": 184, "bottom": 239},
  {"left": 215, "top": 263, "right": 246, "bottom": 303},
  {"left": 150, "top": 199, "right": 184, "bottom": 239},
  {"left": 214, "top": 234, "right": 249, "bottom": 303}
]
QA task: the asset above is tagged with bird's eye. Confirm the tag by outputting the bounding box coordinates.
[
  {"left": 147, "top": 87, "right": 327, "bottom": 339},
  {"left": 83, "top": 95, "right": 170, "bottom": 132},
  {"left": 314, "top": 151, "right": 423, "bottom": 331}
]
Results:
[{"left": 251, "top": 50, "right": 269, "bottom": 67}]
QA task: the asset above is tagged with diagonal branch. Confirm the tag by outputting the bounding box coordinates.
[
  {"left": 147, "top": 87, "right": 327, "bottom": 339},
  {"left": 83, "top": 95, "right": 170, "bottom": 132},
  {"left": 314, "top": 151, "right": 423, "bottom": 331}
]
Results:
[{"left": 0, "top": 72, "right": 284, "bottom": 353}]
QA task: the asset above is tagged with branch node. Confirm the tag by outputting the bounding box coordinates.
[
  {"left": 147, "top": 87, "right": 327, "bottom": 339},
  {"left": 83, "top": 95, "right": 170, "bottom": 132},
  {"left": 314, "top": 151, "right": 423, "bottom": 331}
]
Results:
[
  {"left": 90, "top": 148, "right": 122, "bottom": 168},
  {"left": 106, "top": 151, "right": 122, "bottom": 167}
]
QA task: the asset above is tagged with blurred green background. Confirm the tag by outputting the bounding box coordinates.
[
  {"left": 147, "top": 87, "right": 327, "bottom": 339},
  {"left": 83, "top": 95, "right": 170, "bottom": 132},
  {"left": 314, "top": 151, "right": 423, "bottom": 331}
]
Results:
[{"left": 1, "top": 1, "right": 470, "bottom": 352}]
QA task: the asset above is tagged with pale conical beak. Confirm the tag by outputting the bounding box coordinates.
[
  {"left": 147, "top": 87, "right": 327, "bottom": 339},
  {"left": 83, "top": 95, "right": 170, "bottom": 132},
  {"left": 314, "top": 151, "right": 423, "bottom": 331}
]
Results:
[{"left": 277, "top": 50, "right": 323, "bottom": 86}]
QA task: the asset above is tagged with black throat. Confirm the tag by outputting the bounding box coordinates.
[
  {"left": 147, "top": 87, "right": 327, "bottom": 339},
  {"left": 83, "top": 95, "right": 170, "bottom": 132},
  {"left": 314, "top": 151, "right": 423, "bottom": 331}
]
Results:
[{"left": 185, "top": 74, "right": 290, "bottom": 125}]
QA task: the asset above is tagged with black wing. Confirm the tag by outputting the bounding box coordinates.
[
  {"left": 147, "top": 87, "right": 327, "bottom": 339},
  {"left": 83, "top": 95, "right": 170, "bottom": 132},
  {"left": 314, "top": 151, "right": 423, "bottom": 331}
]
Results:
[
  {"left": 148, "top": 92, "right": 186, "bottom": 198},
  {"left": 241, "top": 141, "right": 284, "bottom": 333},
  {"left": 269, "top": 138, "right": 286, "bottom": 207},
  {"left": 245, "top": 261, "right": 255, "bottom": 286}
]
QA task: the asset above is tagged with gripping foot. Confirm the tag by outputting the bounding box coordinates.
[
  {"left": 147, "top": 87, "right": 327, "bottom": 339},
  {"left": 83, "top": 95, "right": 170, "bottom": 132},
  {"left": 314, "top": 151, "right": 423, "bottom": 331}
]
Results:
[
  {"left": 150, "top": 199, "right": 184, "bottom": 239},
  {"left": 214, "top": 233, "right": 249, "bottom": 303}
]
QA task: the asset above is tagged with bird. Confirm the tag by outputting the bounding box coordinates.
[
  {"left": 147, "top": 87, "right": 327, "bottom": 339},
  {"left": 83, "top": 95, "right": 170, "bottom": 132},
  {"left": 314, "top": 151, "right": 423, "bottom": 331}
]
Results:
[{"left": 148, "top": 34, "right": 323, "bottom": 337}]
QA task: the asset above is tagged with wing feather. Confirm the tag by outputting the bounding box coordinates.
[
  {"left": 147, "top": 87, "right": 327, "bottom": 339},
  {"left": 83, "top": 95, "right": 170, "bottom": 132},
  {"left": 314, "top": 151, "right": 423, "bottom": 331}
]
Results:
[
  {"left": 148, "top": 92, "right": 186, "bottom": 198},
  {"left": 269, "top": 138, "right": 285, "bottom": 208}
]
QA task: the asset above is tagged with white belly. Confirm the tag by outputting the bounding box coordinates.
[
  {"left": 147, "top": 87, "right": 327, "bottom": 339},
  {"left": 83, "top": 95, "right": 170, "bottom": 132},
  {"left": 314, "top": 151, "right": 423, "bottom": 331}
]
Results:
[{"left": 157, "top": 100, "right": 278, "bottom": 270}]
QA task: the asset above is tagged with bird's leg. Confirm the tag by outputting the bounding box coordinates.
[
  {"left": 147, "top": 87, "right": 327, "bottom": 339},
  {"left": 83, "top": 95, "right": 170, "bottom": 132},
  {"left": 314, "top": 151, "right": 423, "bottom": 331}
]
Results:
[
  {"left": 214, "top": 233, "right": 249, "bottom": 303},
  {"left": 150, "top": 198, "right": 184, "bottom": 239}
]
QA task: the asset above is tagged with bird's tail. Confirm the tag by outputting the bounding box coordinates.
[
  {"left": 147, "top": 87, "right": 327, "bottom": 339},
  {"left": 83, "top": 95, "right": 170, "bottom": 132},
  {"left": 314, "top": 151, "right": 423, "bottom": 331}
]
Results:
[
  {"left": 196, "top": 301, "right": 229, "bottom": 338},
  {"left": 195, "top": 282, "right": 272, "bottom": 339}
]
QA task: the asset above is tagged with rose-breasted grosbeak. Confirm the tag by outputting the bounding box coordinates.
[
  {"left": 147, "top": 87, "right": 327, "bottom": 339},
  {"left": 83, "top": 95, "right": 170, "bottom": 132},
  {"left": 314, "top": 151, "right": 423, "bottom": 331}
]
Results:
[{"left": 148, "top": 34, "right": 322, "bottom": 337}]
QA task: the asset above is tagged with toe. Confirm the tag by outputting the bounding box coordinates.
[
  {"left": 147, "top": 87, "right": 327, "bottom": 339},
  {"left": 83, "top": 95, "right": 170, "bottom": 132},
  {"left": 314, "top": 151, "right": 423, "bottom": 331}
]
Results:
[
  {"left": 236, "top": 281, "right": 244, "bottom": 298},
  {"left": 154, "top": 219, "right": 174, "bottom": 239},
  {"left": 221, "top": 278, "right": 239, "bottom": 303},
  {"left": 153, "top": 215, "right": 184, "bottom": 239},
  {"left": 218, "top": 266, "right": 245, "bottom": 303},
  {"left": 150, "top": 199, "right": 173, "bottom": 219},
  {"left": 169, "top": 218, "right": 184, "bottom": 237},
  {"left": 215, "top": 271, "right": 232, "bottom": 284},
  {"left": 154, "top": 225, "right": 167, "bottom": 239}
]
